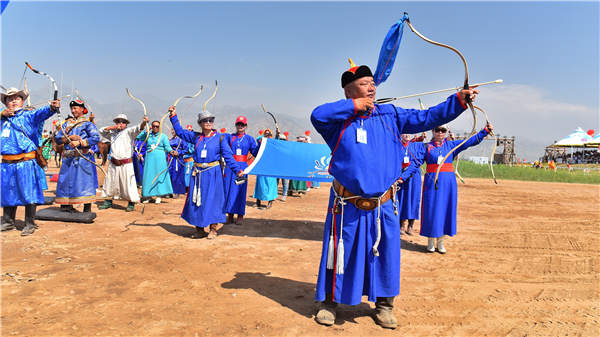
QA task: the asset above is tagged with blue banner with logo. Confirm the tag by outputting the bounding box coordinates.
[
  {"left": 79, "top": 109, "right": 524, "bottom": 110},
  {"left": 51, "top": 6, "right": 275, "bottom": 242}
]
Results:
[{"left": 244, "top": 138, "right": 333, "bottom": 182}]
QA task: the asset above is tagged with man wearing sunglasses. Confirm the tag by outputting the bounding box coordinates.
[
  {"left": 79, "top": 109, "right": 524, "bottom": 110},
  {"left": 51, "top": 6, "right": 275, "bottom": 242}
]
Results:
[
  {"left": 98, "top": 114, "right": 149, "bottom": 212},
  {"left": 167, "top": 107, "right": 244, "bottom": 239},
  {"left": 136, "top": 121, "right": 177, "bottom": 204},
  {"left": 223, "top": 116, "right": 258, "bottom": 225},
  {"left": 310, "top": 62, "right": 477, "bottom": 329},
  {"left": 410, "top": 122, "right": 492, "bottom": 254}
]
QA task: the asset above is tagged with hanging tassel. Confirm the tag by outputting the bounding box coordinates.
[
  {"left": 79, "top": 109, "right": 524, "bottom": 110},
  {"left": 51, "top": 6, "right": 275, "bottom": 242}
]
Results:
[
  {"left": 326, "top": 232, "right": 335, "bottom": 270},
  {"left": 336, "top": 238, "right": 345, "bottom": 274}
]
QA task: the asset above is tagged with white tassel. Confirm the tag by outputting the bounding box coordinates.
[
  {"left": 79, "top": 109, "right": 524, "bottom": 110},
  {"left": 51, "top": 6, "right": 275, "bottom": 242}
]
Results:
[
  {"left": 326, "top": 233, "right": 334, "bottom": 270},
  {"left": 336, "top": 238, "right": 345, "bottom": 274},
  {"left": 191, "top": 175, "right": 197, "bottom": 204}
]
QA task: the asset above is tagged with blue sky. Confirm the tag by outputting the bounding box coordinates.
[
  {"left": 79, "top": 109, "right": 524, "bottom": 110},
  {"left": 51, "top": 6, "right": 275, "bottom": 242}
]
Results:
[{"left": 1, "top": 1, "right": 598, "bottom": 160}]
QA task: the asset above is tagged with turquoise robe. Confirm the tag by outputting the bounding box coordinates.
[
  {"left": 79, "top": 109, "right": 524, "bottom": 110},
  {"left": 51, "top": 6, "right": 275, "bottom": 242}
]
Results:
[{"left": 136, "top": 131, "right": 173, "bottom": 197}]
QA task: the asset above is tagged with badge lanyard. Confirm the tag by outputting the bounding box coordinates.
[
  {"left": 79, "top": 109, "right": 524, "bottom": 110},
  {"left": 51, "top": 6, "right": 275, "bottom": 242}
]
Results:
[
  {"left": 356, "top": 119, "right": 367, "bottom": 144},
  {"left": 235, "top": 134, "right": 245, "bottom": 156}
]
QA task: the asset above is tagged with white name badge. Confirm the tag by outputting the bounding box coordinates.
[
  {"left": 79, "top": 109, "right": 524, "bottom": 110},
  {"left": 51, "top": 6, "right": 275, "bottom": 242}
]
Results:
[
  {"left": 151, "top": 144, "right": 157, "bottom": 150},
  {"left": 356, "top": 128, "right": 367, "bottom": 144},
  {"left": 200, "top": 149, "right": 207, "bottom": 158},
  {"left": 1, "top": 128, "right": 10, "bottom": 138},
  {"left": 437, "top": 155, "right": 444, "bottom": 165},
  {"left": 404, "top": 156, "right": 410, "bottom": 164},
  {"left": 236, "top": 148, "right": 242, "bottom": 156}
]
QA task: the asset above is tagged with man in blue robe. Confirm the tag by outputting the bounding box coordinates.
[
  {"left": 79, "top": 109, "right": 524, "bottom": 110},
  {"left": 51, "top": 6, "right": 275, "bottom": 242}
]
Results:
[
  {"left": 54, "top": 100, "right": 100, "bottom": 214},
  {"left": 1, "top": 87, "right": 60, "bottom": 235},
  {"left": 310, "top": 63, "right": 478, "bottom": 328},
  {"left": 223, "top": 116, "right": 258, "bottom": 225}
]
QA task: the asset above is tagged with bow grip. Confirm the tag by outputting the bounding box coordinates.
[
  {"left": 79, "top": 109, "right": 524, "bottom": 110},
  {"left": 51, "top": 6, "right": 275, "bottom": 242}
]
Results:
[
  {"left": 53, "top": 91, "right": 58, "bottom": 100},
  {"left": 462, "top": 83, "right": 472, "bottom": 104}
]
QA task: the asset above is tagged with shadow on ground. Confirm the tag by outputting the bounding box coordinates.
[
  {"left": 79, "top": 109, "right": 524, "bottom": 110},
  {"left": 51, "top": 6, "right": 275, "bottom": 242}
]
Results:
[{"left": 221, "top": 271, "right": 373, "bottom": 325}]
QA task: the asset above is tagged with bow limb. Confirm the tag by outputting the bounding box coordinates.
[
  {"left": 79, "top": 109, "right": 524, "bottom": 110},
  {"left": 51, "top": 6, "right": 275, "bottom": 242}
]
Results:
[
  {"left": 126, "top": 88, "right": 150, "bottom": 152},
  {"left": 473, "top": 105, "right": 498, "bottom": 184},
  {"left": 403, "top": 16, "right": 478, "bottom": 189},
  {"left": 202, "top": 80, "right": 218, "bottom": 112},
  {"left": 157, "top": 86, "right": 203, "bottom": 144},
  {"left": 25, "top": 62, "right": 58, "bottom": 100},
  {"left": 150, "top": 139, "right": 181, "bottom": 186},
  {"left": 261, "top": 104, "right": 279, "bottom": 133},
  {"left": 26, "top": 62, "right": 105, "bottom": 176},
  {"left": 374, "top": 79, "right": 503, "bottom": 104}
]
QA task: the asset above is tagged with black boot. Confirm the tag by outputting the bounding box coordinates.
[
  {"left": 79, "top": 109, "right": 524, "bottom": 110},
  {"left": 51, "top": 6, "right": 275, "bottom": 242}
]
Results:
[
  {"left": 373, "top": 297, "right": 397, "bottom": 329},
  {"left": 1, "top": 206, "right": 17, "bottom": 231},
  {"left": 60, "top": 204, "right": 76, "bottom": 213},
  {"left": 21, "top": 204, "right": 37, "bottom": 236},
  {"left": 256, "top": 200, "right": 263, "bottom": 208},
  {"left": 83, "top": 203, "right": 92, "bottom": 213},
  {"left": 315, "top": 293, "right": 337, "bottom": 326}
]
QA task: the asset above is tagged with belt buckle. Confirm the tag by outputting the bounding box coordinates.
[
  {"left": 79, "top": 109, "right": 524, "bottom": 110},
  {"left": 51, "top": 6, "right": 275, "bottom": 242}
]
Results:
[
  {"left": 200, "top": 163, "right": 208, "bottom": 168},
  {"left": 355, "top": 198, "right": 377, "bottom": 211}
]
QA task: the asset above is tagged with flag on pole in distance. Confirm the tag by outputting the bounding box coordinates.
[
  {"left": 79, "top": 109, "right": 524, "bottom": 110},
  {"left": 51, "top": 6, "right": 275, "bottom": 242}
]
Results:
[
  {"left": 244, "top": 138, "right": 333, "bottom": 182},
  {"left": 1, "top": 1, "right": 9, "bottom": 15}
]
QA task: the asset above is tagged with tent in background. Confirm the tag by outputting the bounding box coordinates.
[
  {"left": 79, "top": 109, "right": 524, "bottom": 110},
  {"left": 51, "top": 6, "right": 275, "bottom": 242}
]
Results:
[{"left": 551, "top": 127, "right": 592, "bottom": 147}]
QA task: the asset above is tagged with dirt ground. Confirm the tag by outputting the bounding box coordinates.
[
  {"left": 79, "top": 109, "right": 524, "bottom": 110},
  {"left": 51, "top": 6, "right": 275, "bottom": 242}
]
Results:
[{"left": 2, "top": 162, "right": 599, "bottom": 336}]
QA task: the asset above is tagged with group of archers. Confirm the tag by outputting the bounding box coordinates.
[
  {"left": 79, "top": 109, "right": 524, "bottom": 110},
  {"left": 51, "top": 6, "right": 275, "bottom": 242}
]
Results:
[{"left": 1, "top": 60, "right": 492, "bottom": 329}]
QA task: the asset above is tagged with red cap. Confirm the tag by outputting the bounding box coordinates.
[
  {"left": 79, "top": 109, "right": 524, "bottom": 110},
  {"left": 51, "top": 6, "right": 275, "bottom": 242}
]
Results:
[
  {"left": 283, "top": 131, "right": 289, "bottom": 137},
  {"left": 220, "top": 128, "right": 227, "bottom": 133},
  {"left": 186, "top": 124, "right": 193, "bottom": 130},
  {"left": 235, "top": 116, "right": 247, "bottom": 125},
  {"left": 305, "top": 130, "right": 311, "bottom": 136},
  {"left": 259, "top": 130, "right": 264, "bottom": 135}
]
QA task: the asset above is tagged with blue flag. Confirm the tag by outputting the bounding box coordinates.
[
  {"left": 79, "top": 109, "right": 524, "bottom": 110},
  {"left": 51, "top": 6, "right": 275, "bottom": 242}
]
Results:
[
  {"left": 373, "top": 13, "right": 409, "bottom": 86},
  {"left": 1, "top": 1, "right": 9, "bottom": 15},
  {"left": 244, "top": 138, "right": 333, "bottom": 182}
]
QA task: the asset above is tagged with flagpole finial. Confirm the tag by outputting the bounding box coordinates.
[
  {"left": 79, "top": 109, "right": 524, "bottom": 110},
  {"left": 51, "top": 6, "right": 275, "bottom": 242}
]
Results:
[{"left": 348, "top": 58, "right": 356, "bottom": 68}]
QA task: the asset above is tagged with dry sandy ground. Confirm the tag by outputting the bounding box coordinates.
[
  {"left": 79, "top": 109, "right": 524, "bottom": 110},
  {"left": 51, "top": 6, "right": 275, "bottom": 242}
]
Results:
[{"left": 2, "top": 164, "right": 599, "bottom": 336}]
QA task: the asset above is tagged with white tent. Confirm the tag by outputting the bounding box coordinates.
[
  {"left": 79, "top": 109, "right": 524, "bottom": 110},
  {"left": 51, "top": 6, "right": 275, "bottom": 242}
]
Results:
[
  {"left": 584, "top": 133, "right": 600, "bottom": 147},
  {"left": 552, "top": 127, "right": 592, "bottom": 147}
]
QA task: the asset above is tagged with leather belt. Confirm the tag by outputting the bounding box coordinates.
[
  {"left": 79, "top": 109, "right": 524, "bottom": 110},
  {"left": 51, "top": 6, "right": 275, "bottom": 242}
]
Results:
[
  {"left": 194, "top": 161, "right": 220, "bottom": 168},
  {"left": 332, "top": 179, "right": 398, "bottom": 211},
  {"left": 184, "top": 157, "right": 194, "bottom": 163},
  {"left": 1, "top": 151, "right": 36, "bottom": 164},
  {"left": 233, "top": 154, "right": 248, "bottom": 162},
  {"left": 426, "top": 163, "right": 454, "bottom": 173},
  {"left": 111, "top": 157, "right": 132, "bottom": 166}
]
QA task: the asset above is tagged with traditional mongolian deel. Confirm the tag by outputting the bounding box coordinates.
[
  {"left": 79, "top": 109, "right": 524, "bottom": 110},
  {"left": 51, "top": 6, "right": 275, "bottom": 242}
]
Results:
[
  {"left": 311, "top": 93, "right": 467, "bottom": 305},
  {"left": 223, "top": 132, "right": 258, "bottom": 215},
  {"left": 136, "top": 130, "right": 173, "bottom": 197},
  {"left": 99, "top": 124, "right": 144, "bottom": 203},
  {"left": 168, "top": 135, "right": 189, "bottom": 195},
  {"left": 169, "top": 114, "right": 241, "bottom": 228},
  {"left": 54, "top": 116, "right": 100, "bottom": 205},
  {"left": 133, "top": 139, "right": 146, "bottom": 186},
  {"left": 1, "top": 106, "right": 56, "bottom": 206},
  {"left": 397, "top": 140, "right": 422, "bottom": 220},
  {"left": 412, "top": 127, "right": 490, "bottom": 238}
]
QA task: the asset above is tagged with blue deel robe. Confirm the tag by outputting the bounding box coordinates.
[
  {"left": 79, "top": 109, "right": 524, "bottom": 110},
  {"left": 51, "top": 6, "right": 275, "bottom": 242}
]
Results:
[
  {"left": 1, "top": 106, "right": 56, "bottom": 206},
  {"left": 397, "top": 140, "right": 423, "bottom": 220},
  {"left": 310, "top": 93, "right": 467, "bottom": 305},
  {"left": 168, "top": 136, "right": 188, "bottom": 194},
  {"left": 410, "top": 127, "right": 490, "bottom": 238},
  {"left": 170, "top": 114, "right": 241, "bottom": 227},
  {"left": 181, "top": 139, "right": 194, "bottom": 188},
  {"left": 133, "top": 140, "right": 146, "bottom": 186},
  {"left": 136, "top": 131, "right": 173, "bottom": 197},
  {"left": 55, "top": 117, "right": 100, "bottom": 205},
  {"left": 223, "top": 132, "right": 258, "bottom": 215}
]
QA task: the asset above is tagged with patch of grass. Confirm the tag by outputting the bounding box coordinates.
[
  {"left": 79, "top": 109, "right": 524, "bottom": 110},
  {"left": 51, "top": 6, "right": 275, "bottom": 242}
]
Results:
[{"left": 447, "top": 161, "right": 600, "bottom": 185}]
